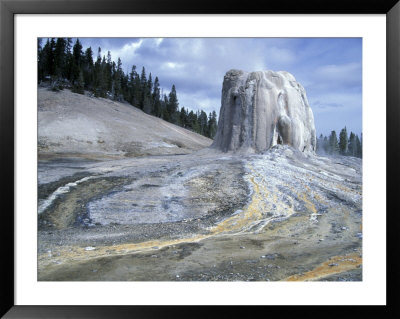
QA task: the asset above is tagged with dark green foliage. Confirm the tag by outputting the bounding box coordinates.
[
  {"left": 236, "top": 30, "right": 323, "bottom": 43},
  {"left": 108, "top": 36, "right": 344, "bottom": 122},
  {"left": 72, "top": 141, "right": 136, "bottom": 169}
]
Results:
[
  {"left": 83, "top": 47, "right": 94, "bottom": 89},
  {"left": 106, "top": 51, "right": 113, "bottom": 92},
  {"left": 37, "top": 37, "right": 217, "bottom": 139},
  {"left": 167, "top": 85, "right": 179, "bottom": 124},
  {"left": 208, "top": 111, "right": 218, "bottom": 139},
  {"left": 37, "top": 39, "right": 44, "bottom": 82},
  {"left": 355, "top": 135, "right": 362, "bottom": 158},
  {"left": 198, "top": 111, "right": 209, "bottom": 137},
  {"left": 162, "top": 94, "right": 170, "bottom": 121},
  {"left": 339, "top": 126, "right": 348, "bottom": 155},
  {"left": 180, "top": 107, "right": 189, "bottom": 128},
  {"left": 139, "top": 67, "right": 147, "bottom": 110},
  {"left": 72, "top": 39, "right": 83, "bottom": 84},
  {"left": 317, "top": 128, "right": 362, "bottom": 158},
  {"left": 113, "top": 58, "right": 123, "bottom": 101},
  {"left": 143, "top": 72, "right": 153, "bottom": 114},
  {"left": 37, "top": 38, "right": 54, "bottom": 82},
  {"left": 54, "top": 38, "right": 67, "bottom": 80},
  {"left": 72, "top": 70, "right": 85, "bottom": 94},
  {"left": 93, "top": 47, "right": 105, "bottom": 97},
  {"left": 328, "top": 131, "right": 339, "bottom": 155},
  {"left": 348, "top": 132, "right": 357, "bottom": 156},
  {"left": 64, "top": 38, "right": 74, "bottom": 81},
  {"left": 152, "top": 76, "right": 161, "bottom": 117}
]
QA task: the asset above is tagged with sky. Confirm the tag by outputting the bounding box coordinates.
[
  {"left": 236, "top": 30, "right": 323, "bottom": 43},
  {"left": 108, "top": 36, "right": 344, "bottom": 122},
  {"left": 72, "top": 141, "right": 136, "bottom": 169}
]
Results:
[{"left": 77, "top": 37, "right": 362, "bottom": 137}]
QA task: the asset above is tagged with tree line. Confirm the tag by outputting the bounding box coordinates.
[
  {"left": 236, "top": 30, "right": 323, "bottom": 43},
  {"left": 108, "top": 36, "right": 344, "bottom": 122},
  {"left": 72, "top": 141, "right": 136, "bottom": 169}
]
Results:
[
  {"left": 316, "top": 127, "right": 362, "bottom": 158},
  {"left": 37, "top": 38, "right": 218, "bottom": 139}
]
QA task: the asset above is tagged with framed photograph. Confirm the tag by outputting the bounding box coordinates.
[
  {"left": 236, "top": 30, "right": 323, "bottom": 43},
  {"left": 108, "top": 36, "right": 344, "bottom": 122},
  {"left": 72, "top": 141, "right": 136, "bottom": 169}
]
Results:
[{"left": 1, "top": 0, "right": 398, "bottom": 317}]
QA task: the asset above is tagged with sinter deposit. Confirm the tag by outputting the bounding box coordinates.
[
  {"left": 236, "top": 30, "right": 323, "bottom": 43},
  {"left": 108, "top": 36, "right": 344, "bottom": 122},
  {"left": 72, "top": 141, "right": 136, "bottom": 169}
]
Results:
[
  {"left": 212, "top": 69, "right": 316, "bottom": 153},
  {"left": 37, "top": 73, "right": 362, "bottom": 281}
]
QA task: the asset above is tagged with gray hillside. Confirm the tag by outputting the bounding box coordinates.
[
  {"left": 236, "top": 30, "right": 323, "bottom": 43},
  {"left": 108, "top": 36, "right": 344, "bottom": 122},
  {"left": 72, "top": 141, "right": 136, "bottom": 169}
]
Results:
[{"left": 38, "top": 88, "right": 212, "bottom": 159}]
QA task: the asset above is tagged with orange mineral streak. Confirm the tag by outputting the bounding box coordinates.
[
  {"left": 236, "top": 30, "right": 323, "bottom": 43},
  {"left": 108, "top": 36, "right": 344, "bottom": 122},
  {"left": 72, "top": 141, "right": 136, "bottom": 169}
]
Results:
[
  {"left": 210, "top": 175, "right": 264, "bottom": 235},
  {"left": 284, "top": 253, "right": 362, "bottom": 281},
  {"left": 298, "top": 192, "right": 317, "bottom": 214}
]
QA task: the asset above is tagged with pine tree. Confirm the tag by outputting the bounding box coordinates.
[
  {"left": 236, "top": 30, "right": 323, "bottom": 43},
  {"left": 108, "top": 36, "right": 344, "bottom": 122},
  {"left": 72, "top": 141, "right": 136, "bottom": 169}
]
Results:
[
  {"left": 72, "top": 70, "right": 85, "bottom": 94},
  {"left": 198, "top": 110, "right": 208, "bottom": 136},
  {"left": 48, "top": 38, "right": 56, "bottom": 76},
  {"left": 54, "top": 38, "right": 67, "bottom": 82},
  {"left": 152, "top": 76, "right": 161, "bottom": 117},
  {"left": 121, "top": 73, "right": 129, "bottom": 101},
  {"left": 106, "top": 51, "right": 113, "bottom": 92},
  {"left": 147, "top": 73, "right": 153, "bottom": 96},
  {"left": 134, "top": 69, "right": 141, "bottom": 107},
  {"left": 93, "top": 47, "right": 104, "bottom": 97},
  {"left": 83, "top": 47, "right": 94, "bottom": 89},
  {"left": 186, "top": 110, "right": 199, "bottom": 133},
  {"left": 339, "top": 126, "right": 348, "bottom": 155},
  {"left": 167, "top": 85, "right": 179, "bottom": 123},
  {"left": 162, "top": 94, "right": 170, "bottom": 121},
  {"left": 45, "top": 38, "right": 59, "bottom": 89},
  {"left": 143, "top": 73, "right": 153, "bottom": 114},
  {"left": 355, "top": 135, "right": 362, "bottom": 158},
  {"left": 348, "top": 132, "right": 357, "bottom": 156},
  {"left": 113, "top": 57, "right": 123, "bottom": 101},
  {"left": 101, "top": 55, "right": 109, "bottom": 97},
  {"left": 139, "top": 67, "right": 147, "bottom": 110},
  {"left": 207, "top": 111, "right": 218, "bottom": 139},
  {"left": 179, "top": 107, "right": 188, "bottom": 127},
  {"left": 40, "top": 38, "right": 55, "bottom": 79},
  {"left": 37, "top": 38, "right": 222, "bottom": 138},
  {"left": 37, "top": 39, "right": 44, "bottom": 82},
  {"left": 72, "top": 39, "right": 83, "bottom": 84},
  {"left": 64, "top": 38, "right": 73, "bottom": 81},
  {"left": 329, "top": 130, "right": 339, "bottom": 155}
]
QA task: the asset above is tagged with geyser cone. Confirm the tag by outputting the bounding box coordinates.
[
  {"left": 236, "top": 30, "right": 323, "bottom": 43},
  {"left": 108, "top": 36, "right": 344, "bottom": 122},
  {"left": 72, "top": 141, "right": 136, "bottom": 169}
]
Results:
[{"left": 211, "top": 69, "right": 316, "bottom": 153}]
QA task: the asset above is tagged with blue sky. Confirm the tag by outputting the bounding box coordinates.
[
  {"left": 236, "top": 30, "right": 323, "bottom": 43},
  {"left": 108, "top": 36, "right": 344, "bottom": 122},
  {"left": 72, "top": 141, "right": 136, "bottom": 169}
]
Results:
[{"left": 78, "top": 38, "right": 362, "bottom": 137}]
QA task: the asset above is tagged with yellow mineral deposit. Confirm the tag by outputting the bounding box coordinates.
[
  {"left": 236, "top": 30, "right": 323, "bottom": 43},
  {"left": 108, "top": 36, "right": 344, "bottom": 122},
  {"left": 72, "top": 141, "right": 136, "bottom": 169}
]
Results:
[
  {"left": 38, "top": 161, "right": 361, "bottom": 282},
  {"left": 39, "top": 165, "right": 267, "bottom": 267},
  {"left": 284, "top": 253, "right": 362, "bottom": 281}
]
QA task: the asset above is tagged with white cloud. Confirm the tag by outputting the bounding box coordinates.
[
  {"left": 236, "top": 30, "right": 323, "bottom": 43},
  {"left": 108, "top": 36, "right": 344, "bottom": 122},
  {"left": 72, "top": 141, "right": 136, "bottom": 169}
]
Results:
[
  {"left": 113, "top": 39, "right": 143, "bottom": 59},
  {"left": 154, "top": 38, "right": 163, "bottom": 46},
  {"left": 174, "top": 91, "right": 220, "bottom": 115},
  {"left": 162, "top": 62, "right": 185, "bottom": 70}
]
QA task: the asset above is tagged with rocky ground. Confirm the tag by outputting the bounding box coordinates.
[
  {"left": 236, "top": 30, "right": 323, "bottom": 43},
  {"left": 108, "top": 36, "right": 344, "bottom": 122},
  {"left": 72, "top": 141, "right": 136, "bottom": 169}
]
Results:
[
  {"left": 38, "top": 146, "right": 362, "bottom": 281},
  {"left": 37, "top": 88, "right": 362, "bottom": 281}
]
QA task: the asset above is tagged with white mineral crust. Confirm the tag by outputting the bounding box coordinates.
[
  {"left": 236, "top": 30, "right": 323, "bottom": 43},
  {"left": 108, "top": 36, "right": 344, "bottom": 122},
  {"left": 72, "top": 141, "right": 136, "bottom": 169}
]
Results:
[{"left": 211, "top": 69, "right": 316, "bottom": 153}]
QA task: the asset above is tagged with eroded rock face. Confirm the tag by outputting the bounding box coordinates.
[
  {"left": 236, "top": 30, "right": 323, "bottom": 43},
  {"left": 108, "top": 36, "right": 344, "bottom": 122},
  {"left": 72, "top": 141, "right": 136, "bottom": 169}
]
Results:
[{"left": 211, "top": 69, "right": 316, "bottom": 153}]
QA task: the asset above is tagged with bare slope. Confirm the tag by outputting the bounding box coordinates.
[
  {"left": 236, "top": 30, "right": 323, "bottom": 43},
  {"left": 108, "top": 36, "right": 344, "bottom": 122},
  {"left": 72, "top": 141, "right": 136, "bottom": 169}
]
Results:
[{"left": 38, "top": 88, "right": 212, "bottom": 159}]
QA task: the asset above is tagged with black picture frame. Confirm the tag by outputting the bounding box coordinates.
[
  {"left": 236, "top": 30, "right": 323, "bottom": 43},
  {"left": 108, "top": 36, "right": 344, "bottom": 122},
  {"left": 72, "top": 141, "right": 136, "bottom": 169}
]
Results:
[{"left": 1, "top": 0, "right": 398, "bottom": 317}]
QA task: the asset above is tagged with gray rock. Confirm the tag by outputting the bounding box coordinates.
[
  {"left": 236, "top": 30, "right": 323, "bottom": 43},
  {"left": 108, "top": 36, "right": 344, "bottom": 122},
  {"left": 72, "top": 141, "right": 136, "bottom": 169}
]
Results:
[
  {"left": 261, "top": 254, "right": 277, "bottom": 260},
  {"left": 212, "top": 69, "right": 316, "bottom": 153}
]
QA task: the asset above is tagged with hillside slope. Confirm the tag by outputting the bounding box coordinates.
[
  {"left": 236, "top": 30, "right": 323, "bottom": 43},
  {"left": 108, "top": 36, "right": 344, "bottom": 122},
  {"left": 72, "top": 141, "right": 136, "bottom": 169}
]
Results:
[{"left": 38, "top": 88, "right": 212, "bottom": 159}]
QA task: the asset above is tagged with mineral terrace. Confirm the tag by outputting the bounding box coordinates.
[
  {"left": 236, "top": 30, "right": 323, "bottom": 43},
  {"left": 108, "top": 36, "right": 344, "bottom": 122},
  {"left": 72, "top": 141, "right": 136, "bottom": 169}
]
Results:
[{"left": 37, "top": 71, "right": 362, "bottom": 281}]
